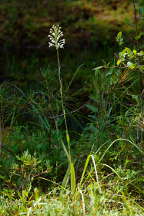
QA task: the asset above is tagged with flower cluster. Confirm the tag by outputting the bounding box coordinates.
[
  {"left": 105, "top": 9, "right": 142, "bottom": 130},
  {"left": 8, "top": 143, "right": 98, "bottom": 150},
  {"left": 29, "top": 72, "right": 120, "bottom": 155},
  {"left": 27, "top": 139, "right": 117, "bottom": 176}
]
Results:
[{"left": 48, "top": 25, "right": 65, "bottom": 49}]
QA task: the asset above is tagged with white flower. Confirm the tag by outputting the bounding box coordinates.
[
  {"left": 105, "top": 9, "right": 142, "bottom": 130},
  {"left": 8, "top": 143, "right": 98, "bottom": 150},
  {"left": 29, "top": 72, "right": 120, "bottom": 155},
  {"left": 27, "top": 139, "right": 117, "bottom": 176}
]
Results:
[{"left": 48, "top": 25, "right": 65, "bottom": 49}]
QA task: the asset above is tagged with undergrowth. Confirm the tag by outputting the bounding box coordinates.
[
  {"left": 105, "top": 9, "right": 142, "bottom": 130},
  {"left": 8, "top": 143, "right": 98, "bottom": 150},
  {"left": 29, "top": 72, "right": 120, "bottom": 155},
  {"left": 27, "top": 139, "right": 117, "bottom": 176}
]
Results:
[{"left": 0, "top": 26, "right": 144, "bottom": 215}]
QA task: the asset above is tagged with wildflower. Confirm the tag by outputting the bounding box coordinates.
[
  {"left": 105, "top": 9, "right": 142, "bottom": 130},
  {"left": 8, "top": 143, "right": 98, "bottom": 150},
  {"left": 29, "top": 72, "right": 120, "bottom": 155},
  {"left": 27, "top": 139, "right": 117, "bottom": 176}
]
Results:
[{"left": 48, "top": 24, "right": 65, "bottom": 49}]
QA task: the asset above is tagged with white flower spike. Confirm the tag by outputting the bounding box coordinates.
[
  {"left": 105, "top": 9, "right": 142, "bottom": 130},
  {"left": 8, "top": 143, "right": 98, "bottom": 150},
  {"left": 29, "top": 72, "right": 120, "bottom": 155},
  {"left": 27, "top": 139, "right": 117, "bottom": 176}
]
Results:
[{"left": 48, "top": 25, "right": 65, "bottom": 50}]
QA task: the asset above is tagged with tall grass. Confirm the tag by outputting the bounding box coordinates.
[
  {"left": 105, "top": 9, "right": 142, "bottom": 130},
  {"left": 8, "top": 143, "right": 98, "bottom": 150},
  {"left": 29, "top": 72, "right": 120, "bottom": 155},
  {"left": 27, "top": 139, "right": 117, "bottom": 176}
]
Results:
[{"left": 0, "top": 27, "right": 144, "bottom": 215}]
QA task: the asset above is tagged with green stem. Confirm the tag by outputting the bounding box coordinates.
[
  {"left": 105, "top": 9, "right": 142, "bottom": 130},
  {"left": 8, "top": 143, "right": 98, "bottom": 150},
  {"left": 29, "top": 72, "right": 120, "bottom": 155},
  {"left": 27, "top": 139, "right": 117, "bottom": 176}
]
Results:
[{"left": 56, "top": 48, "right": 71, "bottom": 155}]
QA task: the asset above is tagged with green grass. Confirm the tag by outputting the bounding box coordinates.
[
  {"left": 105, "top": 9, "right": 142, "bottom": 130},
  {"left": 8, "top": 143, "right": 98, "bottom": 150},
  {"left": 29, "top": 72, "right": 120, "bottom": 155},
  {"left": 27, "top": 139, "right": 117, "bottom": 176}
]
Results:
[
  {"left": 0, "top": 25, "right": 144, "bottom": 215},
  {"left": 0, "top": 149, "right": 144, "bottom": 216},
  {"left": 0, "top": 185, "right": 143, "bottom": 216}
]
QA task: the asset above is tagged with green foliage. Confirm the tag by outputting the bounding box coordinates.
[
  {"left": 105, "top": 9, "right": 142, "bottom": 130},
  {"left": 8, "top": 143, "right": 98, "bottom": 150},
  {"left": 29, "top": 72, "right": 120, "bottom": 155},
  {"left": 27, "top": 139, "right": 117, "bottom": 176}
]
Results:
[
  {"left": 117, "top": 46, "right": 144, "bottom": 71},
  {"left": 116, "top": 32, "right": 124, "bottom": 46},
  {"left": 0, "top": 16, "right": 144, "bottom": 215}
]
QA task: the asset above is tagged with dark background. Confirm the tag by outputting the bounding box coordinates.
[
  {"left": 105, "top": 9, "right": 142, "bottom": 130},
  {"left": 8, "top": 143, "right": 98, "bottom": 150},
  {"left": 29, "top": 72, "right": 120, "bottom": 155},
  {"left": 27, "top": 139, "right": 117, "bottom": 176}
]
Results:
[{"left": 1, "top": 0, "right": 142, "bottom": 85}]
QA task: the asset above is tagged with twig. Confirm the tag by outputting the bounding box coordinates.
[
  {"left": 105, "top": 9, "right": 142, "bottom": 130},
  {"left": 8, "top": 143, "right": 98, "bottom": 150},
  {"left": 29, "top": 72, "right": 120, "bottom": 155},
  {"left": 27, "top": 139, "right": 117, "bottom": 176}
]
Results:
[{"left": 47, "top": 104, "right": 85, "bottom": 119}]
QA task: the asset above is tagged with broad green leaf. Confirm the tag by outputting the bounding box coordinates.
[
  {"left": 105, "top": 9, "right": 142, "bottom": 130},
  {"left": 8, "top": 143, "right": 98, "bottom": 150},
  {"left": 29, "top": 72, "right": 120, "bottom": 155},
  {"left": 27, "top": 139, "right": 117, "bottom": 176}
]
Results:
[
  {"left": 138, "top": 51, "right": 144, "bottom": 56},
  {"left": 116, "top": 32, "right": 124, "bottom": 46},
  {"left": 117, "top": 59, "right": 121, "bottom": 65},
  {"left": 133, "top": 49, "right": 137, "bottom": 55},
  {"left": 127, "top": 61, "right": 136, "bottom": 69},
  {"left": 86, "top": 104, "right": 98, "bottom": 113}
]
